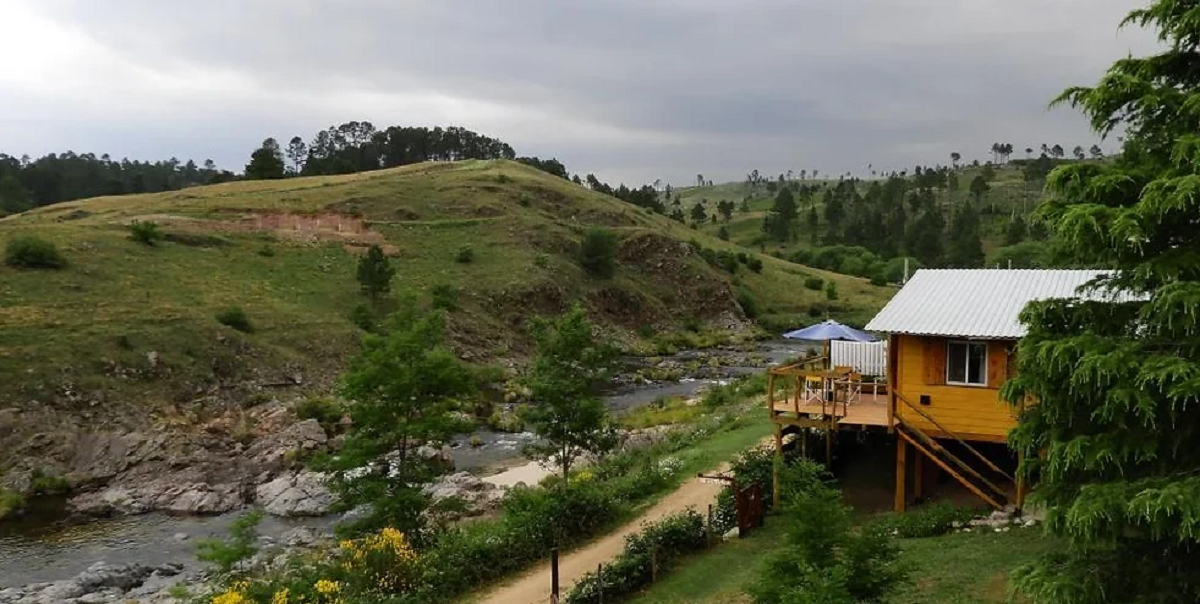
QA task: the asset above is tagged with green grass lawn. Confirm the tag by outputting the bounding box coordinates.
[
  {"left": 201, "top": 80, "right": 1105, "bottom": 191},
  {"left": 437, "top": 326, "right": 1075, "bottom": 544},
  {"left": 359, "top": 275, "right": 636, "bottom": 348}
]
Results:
[{"left": 629, "top": 522, "right": 1059, "bottom": 604}]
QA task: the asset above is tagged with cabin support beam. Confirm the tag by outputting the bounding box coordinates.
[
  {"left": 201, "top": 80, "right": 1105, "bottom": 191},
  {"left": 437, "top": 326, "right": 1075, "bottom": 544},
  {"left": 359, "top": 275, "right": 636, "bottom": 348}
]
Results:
[
  {"left": 894, "top": 437, "right": 907, "bottom": 512},
  {"left": 773, "top": 423, "right": 783, "bottom": 509},
  {"left": 1015, "top": 451, "right": 1027, "bottom": 511},
  {"left": 912, "top": 448, "right": 924, "bottom": 501}
]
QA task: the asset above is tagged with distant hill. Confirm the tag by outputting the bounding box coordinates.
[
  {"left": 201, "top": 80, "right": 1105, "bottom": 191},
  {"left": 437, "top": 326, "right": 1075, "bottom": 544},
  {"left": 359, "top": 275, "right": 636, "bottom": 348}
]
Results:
[
  {"left": 0, "top": 159, "right": 893, "bottom": 483},
  {"left": 672, "top": 159, "right": 1076, "bottom": 278}
]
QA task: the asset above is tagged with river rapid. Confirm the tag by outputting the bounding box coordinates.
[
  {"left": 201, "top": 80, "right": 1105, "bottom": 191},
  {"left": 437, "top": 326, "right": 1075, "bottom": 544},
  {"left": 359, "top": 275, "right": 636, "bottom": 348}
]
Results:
[{"left": 0, "top": 340, "right": 811, "bottom": 588}]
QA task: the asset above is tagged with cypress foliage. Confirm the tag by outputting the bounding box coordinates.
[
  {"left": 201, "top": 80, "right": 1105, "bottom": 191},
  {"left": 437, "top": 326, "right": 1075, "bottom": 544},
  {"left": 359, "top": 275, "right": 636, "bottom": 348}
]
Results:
[{"left": 1005, "top": 3, "right": 1200, "bottom": 602}]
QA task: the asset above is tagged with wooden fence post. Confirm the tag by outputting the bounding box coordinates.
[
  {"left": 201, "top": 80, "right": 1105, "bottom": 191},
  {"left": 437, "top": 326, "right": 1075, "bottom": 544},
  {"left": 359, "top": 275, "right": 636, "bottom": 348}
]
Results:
[
  {"left": 551, "top": 547, "right": 559, "bottom": 602},
  {"left": 651, "top": 546, "right": 658, "bottom": 583},
  {"left": 706, "top": 503, "right": 714, "bottom": 547},
  {"left": 598, "top": 563, "right": 604, "bottom": 604}
]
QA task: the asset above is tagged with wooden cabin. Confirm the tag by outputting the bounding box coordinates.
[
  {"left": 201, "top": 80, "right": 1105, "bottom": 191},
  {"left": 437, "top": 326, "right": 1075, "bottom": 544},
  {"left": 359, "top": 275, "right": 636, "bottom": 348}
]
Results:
[
  {"left": 866, "top": 269, "right": 1108, "bottom": 511},
  {"left": 767, "top": 269, "right": 1107, "bottom": 512}
]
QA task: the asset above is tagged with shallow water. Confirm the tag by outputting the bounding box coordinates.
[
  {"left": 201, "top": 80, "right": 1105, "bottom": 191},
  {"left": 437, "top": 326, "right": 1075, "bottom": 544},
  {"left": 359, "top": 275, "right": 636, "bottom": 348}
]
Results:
[{"left": 0, "top": 340, "right": 813, "bottom": 588}]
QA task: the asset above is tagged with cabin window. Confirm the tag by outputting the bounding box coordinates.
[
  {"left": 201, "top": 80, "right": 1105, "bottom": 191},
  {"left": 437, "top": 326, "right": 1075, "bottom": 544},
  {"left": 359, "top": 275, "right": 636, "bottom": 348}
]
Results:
[{"left": 946, "top": 341, "right": 987, "bottom": 386}]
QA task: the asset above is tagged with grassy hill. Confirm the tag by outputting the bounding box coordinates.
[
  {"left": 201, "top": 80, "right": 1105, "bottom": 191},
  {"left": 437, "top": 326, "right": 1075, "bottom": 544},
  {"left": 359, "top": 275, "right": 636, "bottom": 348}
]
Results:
[
  {"left": 0, "top": 159, "right": 893, "bottom": 480},
  {"left": 675, "top": 163, "right": 1052, "bottom": 269}
]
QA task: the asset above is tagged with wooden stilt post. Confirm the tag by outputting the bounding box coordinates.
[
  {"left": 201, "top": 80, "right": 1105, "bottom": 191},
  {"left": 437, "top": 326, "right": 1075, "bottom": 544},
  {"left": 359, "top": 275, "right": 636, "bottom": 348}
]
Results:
[
  {"left": 913, "top": 448, "right": 924, "bottom": 501},
  {"left": 773, "top": 423, "right": 783, "bottom": 509},
  {"left": 551, "top": 548, "right": 560, "bottom": 602},
  {"left": 1015, "top": 451, "right": 1027, "bottom": 511},
  {"left": 825, "top": 428, "right": 833, "bottom": 466},
  {"left": 895, "top": 437, "right": 908, "bottom": 512}
]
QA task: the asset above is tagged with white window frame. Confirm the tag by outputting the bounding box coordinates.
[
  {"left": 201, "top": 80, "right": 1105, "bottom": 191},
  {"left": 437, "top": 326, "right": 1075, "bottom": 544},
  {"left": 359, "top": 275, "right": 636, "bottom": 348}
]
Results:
[{"left": 946, "top": 340, "right": 988, "bottom": 387}]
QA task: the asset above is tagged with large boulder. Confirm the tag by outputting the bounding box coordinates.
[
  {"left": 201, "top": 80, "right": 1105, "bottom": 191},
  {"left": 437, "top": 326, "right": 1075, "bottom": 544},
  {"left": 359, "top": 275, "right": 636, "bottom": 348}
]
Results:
[
  {"left": 423, "top": 471, "right": 502, "bottom": 516},
  {"left": 70, "top": 481, "right": 243, "bottom": 516},
  {"left": 244, "top": 419, "right": 328, "bottom": 469},
  {"left": 3, "top": 562, "right": 182, "bottom": 604},
  {"left": 255, "top": 471, "right": 334, "bottom": 517}
]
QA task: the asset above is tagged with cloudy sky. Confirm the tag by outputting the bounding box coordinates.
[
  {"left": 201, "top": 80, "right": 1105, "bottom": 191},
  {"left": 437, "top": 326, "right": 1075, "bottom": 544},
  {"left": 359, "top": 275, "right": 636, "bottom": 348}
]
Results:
[{"left": 0, "top": 0, "right": 1158, "bottom": 185}]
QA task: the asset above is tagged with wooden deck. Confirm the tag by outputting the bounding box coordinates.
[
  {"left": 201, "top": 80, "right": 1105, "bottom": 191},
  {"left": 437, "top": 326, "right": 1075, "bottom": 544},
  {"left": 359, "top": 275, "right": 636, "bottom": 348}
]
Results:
[{"left": 771, "top": 400, "right": 890, "bottom": 427}]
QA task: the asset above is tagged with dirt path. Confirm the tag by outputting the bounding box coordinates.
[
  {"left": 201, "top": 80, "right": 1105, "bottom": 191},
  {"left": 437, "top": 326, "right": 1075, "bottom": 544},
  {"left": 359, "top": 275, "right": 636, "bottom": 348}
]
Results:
[{"left": 475, "top": 472, "right": 728, "bottom": 604}]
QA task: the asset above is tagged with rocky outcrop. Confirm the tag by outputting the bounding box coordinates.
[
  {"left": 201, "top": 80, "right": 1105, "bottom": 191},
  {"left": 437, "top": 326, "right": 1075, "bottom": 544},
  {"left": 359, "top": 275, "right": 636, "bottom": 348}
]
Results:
[
  {"left": 70, "top": 481, "right": 244, "bottom": 516},
  {"left": 255, "top": 471, "right": 334, "bottom": 517},
  {"left": 0, "top": 562, "right": 186, "bottom": 604},
  {"left": 244, "top": 419, "right": 327, "bottom": 469},
  {"left": 424, "top": 471, "right": 502, "bottom": 516}
]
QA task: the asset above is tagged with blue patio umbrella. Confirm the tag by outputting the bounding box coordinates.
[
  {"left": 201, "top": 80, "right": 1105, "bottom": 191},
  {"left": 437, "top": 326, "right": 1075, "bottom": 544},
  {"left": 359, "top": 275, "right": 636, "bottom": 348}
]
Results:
[{"left": 782, "top": 320, "right": 878, "bottom": 343}]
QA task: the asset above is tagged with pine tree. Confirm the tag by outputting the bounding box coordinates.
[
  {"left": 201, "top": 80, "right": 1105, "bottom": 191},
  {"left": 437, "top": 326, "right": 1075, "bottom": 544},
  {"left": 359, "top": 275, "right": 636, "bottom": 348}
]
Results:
[
  {"left": 244, "top": 138, "right": 286, "bottom": 180},
  {"left": 945, "top": 204, "right": 984, "bottom": 267},
  {"left": 356, "top": 245, "right": 395, "bottom": 299},
  {"left": 1005, "top": 3, "right": 1200, "bottom": 602},
  {"left": 762, "top": 187, "right": 798, "bottom": 242}
]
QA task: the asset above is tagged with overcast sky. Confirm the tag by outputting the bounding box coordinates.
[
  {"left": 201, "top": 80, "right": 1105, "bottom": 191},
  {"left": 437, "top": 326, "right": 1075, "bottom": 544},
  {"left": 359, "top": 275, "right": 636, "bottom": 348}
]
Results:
[{"left": 0, "top": 0, "right": 1158, "bottom": 185}]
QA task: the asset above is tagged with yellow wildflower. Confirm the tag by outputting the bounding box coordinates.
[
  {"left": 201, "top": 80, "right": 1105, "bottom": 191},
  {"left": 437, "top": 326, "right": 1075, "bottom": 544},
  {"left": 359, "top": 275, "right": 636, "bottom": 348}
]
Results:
[
  {"left": 211, "top": 587, "right": 249, "bottom": 604},
  {"left": 314, "top": 579, "right": 341, "bottom": 595},
  {"left": 271, "top": 587, "right": 290, "bottom": 604}
]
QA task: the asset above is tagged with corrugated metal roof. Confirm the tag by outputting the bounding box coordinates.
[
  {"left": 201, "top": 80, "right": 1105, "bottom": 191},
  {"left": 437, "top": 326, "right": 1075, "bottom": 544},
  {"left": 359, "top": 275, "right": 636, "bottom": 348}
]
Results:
[{"left": 864, "top": 269, "right": 1111, "bottom": 339}]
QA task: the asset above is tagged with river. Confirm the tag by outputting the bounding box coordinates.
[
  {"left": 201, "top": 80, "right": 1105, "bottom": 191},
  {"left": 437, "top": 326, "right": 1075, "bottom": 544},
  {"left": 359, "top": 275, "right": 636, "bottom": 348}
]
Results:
[{"left": 0, "top": 340, "right": 812, "bottom": 588}]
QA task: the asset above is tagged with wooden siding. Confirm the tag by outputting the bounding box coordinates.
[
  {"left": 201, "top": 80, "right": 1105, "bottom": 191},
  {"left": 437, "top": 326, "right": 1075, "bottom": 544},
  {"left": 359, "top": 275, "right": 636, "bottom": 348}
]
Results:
[{"left": 894, "top": 334, "right": 1017, "bottom": 439}]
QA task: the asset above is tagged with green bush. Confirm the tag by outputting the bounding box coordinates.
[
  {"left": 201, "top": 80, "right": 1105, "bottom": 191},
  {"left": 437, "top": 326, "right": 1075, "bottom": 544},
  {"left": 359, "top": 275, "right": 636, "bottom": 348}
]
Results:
[
  {"left": 736, "top": 289, "right": 760, "bottom": 319},
  {"left": 564, "top": 510, "right": 708, "bottom": 604},
  {"left": 867, "top": 502, "right": 982, "bottom": 538},
  {"left": 128, "top": 220, "right": 162, "bottom": 245},
  {"left": 533, "top": 252, "right": 550, "bottom": 268},
  {"left": 215, "top": 307, "right": 253, "bottom": 333},
  {"left": 295, "top": 396, "right": 344, "bottom": 433},
  {"left": 870, "top": 273, "right": 888, "bottom": 286},
  {"left": 195, "top": 509, "right": 263, "bottom": 576},
  {"left": 30, "top": 469, "right": 71, "bottom": 496},
  {"left": 825, "top": 281, "right": 839, "bottom": 301},
  {"left": 455, "top": 245, "right": 475, "bottom": 264},
  {"left": 0, "top": 488, "right": 25, "bottom": 520},
  {"left": 747, "top": 257, "right": 764, "bottom": 273},
  {"left": 580, "top": 227, "right": 618, "bottom": 278},
  {"left": 431, "top": 283, "right": 459, "bottom": 310},
  {"left": 804, "top": 276, "right": 824, "bottom": 291},
  {"left": 256, "top": 244, "right": 275, "bottom": 257},
  {"left": 349, "top": 303, "right": 376, "bottom": 332},
  {"left": 4, "top": 235, "right": 66, "bottom": 269}
]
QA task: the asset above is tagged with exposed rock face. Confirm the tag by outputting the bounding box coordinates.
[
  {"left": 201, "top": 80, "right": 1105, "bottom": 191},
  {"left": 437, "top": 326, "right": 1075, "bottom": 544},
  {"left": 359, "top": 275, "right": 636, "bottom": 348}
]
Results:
[
  {"left": 424, "top": 471, "right": 503, "bottom": 517},
  {"left": 244, "top": 419, "right": 328, "bottom": 469},
  {"left": 70, "top": 481, "right": 244, "bottom": 516},
  {"left": 0, "top": 562, "right": 185, "bottom": 604},
  {"left": 255, "top": 471, "right": 334, "bottom": 517}
]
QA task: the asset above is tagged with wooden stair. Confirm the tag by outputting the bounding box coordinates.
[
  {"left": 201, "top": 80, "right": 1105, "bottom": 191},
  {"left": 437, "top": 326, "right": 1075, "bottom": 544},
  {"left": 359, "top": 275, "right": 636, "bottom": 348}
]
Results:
[{"left": 895, "top": 393, "right": 1015, "bottom": 510}]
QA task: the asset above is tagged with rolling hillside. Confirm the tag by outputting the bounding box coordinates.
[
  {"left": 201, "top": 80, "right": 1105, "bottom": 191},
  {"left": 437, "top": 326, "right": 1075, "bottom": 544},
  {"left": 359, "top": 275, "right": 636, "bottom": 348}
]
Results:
[
  {"left": 0, "top": 159, "right": 892, "bottom": 489},
  {"left": 676, "top": 162, "right": 1053, "bottom": 268}
]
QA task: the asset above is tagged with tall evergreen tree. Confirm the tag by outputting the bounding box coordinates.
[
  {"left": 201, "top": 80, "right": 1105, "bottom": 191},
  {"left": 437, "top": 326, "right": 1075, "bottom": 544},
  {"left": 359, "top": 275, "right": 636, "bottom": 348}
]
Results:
[
  {"left": 945, "top": 204, "right": 984, "bottom": 267},
  {"left": 1006, "top": 4, "right": 1200, "bottom": 602},
  {"left": 356, "top": 245, "right": 395, "bottom": 299},
  {"left": 244, "top": 138, "right": 286, "bottom": 180},
  {"left": 762, "top": 186, "right": 798, "bottom": 242}
]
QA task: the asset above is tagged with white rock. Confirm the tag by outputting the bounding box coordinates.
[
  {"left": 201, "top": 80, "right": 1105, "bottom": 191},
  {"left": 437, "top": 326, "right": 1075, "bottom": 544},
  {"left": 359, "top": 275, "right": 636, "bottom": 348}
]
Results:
[{"left": 255, "top": 471, "right": 334, "bottom": 517}]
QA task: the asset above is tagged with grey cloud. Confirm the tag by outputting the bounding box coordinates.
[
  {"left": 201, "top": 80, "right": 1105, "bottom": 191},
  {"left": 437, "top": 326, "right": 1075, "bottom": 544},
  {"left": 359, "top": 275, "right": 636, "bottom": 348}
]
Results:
[{"left": 7, "top": 0, "right": 1161, "bottom": 184}]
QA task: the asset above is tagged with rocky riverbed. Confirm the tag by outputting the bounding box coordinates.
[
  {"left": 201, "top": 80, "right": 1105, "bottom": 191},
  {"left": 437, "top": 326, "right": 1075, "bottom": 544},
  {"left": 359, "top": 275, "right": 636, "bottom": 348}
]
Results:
[{"left": 0, "top": 340, "right": 813, "bottom": 592}]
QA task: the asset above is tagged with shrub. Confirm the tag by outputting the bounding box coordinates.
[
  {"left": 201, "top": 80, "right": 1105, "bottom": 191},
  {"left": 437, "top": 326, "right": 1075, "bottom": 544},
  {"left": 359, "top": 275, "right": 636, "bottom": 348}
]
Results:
[
  {"left": 30, "top": 469, "right": 71, "bottom": 496},
  {"left": 564, "top": 510, "right": 708, "bottom": 604},
  {"left": 580, "top": 227, "right": 618, "bottom": 278},
  {"left": 736, "top": 252, "right": 749, "bottom": 264},
  {"left": 430, "top": 284, "right": 459, "bottom": 310},
  {"left": 128, "top": 220, "right": 162, "bottom": 245},
  {"left": 349, "top": 303, "right": 375, "bottom": 332},
  {"left": 257, "top": 244, "right": 276, "bottom": 257},
  {"left": 825, "top": 281, "right": 839, "bottom": 301},
  {"left": 455, "top": 245, "right": 475, "bottom": 264},
  {"left": 4, "top": 236, "right": 66, "bottom": 269},
  {"left": 870, "top": 273, "right": 888, "bottom": 286},
  {"left": 195, "top": 509, "right": 263, "bottom": 576},
  {"left": 216, "top": 306, "right": 253, "bottom": 332},
  {"left": 717, "top": 226, "right": 730, "bottom": 241},
  {"left": 533, "top": 252, "right": 550, "bottom": 268},
  {"left": 718, "top": 251, "right": 739, "bottom": 273},
  {"left": 867, "top": 502, "right": 981, "bottom": 538},
  {"left": 295, "top": 396, "right": 344, "bottom": 433},
  {"left": 747, "top": 257, "right": 764, "bottom": 273},
  {"left": 736, "top": 288, "right": 759, "bottom": 319},
  {"left": 0, "top": 488, "right": 25, "bottom": 520},
  {"left": 804, "top": 276, "right": 824, "bottom": 291}
]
